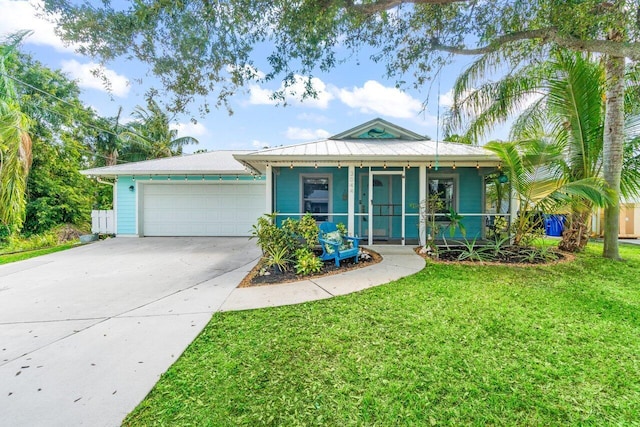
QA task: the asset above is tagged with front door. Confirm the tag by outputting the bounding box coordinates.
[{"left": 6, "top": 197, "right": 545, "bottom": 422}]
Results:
[{"left": 360, "top": 171, "right": 405, "bottom": 245}]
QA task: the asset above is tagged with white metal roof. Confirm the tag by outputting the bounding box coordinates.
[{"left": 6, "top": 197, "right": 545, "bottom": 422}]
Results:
[
  {"left": 82, "top": 150, "right": 256, "bottom": 177},
  {"left": 234, "top": 138, "right": 496, "bottom": 163}
]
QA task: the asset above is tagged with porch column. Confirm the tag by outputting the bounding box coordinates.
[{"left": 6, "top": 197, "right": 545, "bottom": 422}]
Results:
[
  {"left": 265, "top": 164, "right": 273, "bottom": 215},
  {"left": 348, "top": 165, "right": 355, "bottom": 236},
  {"left": 419, "top": 165, "right": 427, "bottom": 246}
]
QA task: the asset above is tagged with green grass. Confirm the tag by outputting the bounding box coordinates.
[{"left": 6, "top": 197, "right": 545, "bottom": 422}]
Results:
[
  {"left": 124, "top": 243, "right": 640, "bottom": 426},
  {"left": 0, "top": 242, "right": 78, "bottom": 264}
]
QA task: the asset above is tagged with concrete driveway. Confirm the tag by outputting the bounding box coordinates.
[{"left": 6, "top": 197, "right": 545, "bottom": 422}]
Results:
[{"left": 0, "top": 237, "right": 260, "bottom": 427}]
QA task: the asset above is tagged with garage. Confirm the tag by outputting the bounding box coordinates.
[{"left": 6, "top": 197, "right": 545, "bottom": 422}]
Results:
[{"left": 140, "top": 182, "right": 266, "bottom": 237}]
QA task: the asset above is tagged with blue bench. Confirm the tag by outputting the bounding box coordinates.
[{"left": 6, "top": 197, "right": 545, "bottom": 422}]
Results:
[{"left": 318, "top": 222, "right": 362, "bottom": 267}]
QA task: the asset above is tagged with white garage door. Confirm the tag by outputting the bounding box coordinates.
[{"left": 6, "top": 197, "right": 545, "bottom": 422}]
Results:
[{"left": 141, "top": 183, "right": 266, "bottom": 236}]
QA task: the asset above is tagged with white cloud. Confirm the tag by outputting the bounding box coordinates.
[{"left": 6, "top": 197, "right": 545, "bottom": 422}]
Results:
[
  {"left": 170, "top": 121, "right": 208, "bottom": 139},
  {"left": 285, "top": 127, "right": 331, "bottom": 140},
  {"left": 296, "top": 112, "right": 332, "bottom": 124},
  {"left": 248, "top": 75, "right": 334, "bottom": 109},
  {"left": 336, "top": 80, "right": 423, "bottom": 119},
  {"left": 60, "top": 60, "right": 130, "bottom": 97},
  {"left": 0, "top": 0, "right": 79, "bottom": 53},
  {"left": 252, "top": 139, "right": 270, "bottom": 149},
  {"left": 439, "top": 88, "right": 455, "bottom": 108}
]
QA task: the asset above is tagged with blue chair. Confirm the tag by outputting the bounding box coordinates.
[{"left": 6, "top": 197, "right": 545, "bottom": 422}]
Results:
[{"left": 318, "top": 222, "right": 362, "bottom": 267}]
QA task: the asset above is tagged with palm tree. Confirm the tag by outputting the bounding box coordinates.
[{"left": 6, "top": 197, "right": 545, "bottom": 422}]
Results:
[
  {"left": 485, "top": 139, "right": 612, "bottom": 247},
  {"left": 119, "top": 97, "right": 198, "bottom": 162},
  {"left": 446, "top": 50, "right": 640, "bottom": 252},
  {"left": 0, "top": 31, "right": 33, "bottom": 234},
  {"left": 94, "top": 106, "right": 125, "bottom": 166}
]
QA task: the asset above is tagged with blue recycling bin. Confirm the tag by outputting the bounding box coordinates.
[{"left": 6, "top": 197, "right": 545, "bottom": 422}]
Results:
[{"left": 544, "top": 214, "right": 566, "bottom": 237}]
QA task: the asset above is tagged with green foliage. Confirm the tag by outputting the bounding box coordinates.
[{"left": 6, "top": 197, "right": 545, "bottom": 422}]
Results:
[
  {"left": 485, "top": 139, "right": 613, "bottom": 246},
  {"left": 336, "top": 222, "right": 347, "bottom": 237},
  {"left": 124, "top": 243, "right": 640, "bottom": 426},
  {"left": 251, "top": 214, "right": 292, "bottom": 256},
  {"left": 297, "top": 213, "right": 320, "bottom": 248},
  {"left": 294, "top": 247, "right": 323, "bottom": 276},
  {"left": 0, "top": 32, "right": 33, "bottom": 233},
  {"left": 252, "top": 213, "right": 321, "bottom": 273},
  {"left": 24, "top": 136, "right": 93, "bottom": 234},
  {"left": 0, "top": 242, "right": 76, "bottom": 264},
  {"left": 118, "top": 95, "right": 198, "bottom": 162},
  {"left": 0, "top": 229, "right": 59, "bottom": 253},
  {"left": 455, "top": 237, "right": 490, "bottom": 262},
  {"left": 43, "top": 1, "right": 640, "bottom": 114},
  {"left": 264, "top": 245, "right": 291, "bottom": 273}
]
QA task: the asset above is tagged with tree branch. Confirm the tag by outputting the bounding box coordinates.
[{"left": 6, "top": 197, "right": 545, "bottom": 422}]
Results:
[
  {"left": 351, "top": 0, "right": 469, "bottom": 15},
  {"left": 430, "top": 27, "right": 640, "bottom": 60}
]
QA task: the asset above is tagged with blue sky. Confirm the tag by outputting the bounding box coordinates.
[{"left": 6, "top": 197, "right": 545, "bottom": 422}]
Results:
[{"left": 1, "top": 0, "right": 508, "bottom": 154}]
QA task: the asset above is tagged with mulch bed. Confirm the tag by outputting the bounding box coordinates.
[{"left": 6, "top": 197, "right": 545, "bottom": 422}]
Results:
[
  {"left": 416, "top": 245, "right": 572, "bottom": 266},
  {"left": 239, "top": 248, "right": 382, "bottom": 288}
]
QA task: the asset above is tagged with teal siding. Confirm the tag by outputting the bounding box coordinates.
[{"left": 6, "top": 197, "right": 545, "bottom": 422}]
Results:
[
  {"left": 274, "top": 166, "right": 349, "bottom": 221},
  {"left": 274, "top": 166, "right": 486, "bottom": 240},
  {"left": 116, "top": 176, "right": 136, "bottom": 235},
  {"left": 426, "top": 167, "right": 484, "bottom": 240}
]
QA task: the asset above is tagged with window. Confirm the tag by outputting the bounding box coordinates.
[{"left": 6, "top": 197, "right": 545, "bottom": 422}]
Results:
[
  {"left": 302, "top": 176, "right": 330, "bottom": 221},
  {"left": 428, "top": 177, "right": 455, "bottom": 218}
]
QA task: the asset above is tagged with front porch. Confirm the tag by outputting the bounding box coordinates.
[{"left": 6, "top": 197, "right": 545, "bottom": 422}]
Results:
[{"left": 233, "top": 118, "right": 511, "bottom": 245}]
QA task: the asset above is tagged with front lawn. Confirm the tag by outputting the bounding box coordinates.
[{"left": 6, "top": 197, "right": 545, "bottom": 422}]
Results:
[
  {"left": 124, "top": 242, "right": 640, "bottom": 426},
  {"left": 0, "top": 242, "right": 78, "bottom": 265}
]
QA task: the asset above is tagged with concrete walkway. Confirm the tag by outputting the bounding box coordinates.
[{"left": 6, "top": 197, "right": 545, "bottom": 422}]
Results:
[
  {"left": 0, "top": 241, "right": 424, "bottom": 427},
  {"left": 220, "top": 246, "right": 425, "bottom": 311}
]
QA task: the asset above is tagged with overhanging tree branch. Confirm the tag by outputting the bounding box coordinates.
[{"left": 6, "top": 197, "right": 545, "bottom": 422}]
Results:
[
  {"left": 429, "top": 27, "right": 640, "bottom": 60},
  {"left": 348, "top": 0, "right": 469, "bottom": 15}
]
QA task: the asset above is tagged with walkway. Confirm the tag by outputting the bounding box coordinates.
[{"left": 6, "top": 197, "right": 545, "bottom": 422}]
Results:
[{"left": 220, "top": 245, "right": 426, "bottom": 311}]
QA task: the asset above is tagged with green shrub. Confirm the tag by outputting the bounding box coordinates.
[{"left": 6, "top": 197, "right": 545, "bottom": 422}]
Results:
[
  {"left": 294, "top": 248, "right": 323, "bottom": 276},
  {"left": 265, "top": 246, "right": 291, "bottom": 273},
  {"left": 0, "top": 231, "right": 59, "bottom": 254},
  {"left": 251, "top": 213, "right": 321, "bottom": 273}
]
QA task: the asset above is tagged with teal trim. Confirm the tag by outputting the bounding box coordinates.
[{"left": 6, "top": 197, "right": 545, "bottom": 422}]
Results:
[{"left": 356, "top": 127, "right": 397, "bottom": 139}]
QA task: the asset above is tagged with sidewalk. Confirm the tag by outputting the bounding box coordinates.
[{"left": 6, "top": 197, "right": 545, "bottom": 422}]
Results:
[{"left": 219, "top": 246, "right": 426, "bottom": 312}]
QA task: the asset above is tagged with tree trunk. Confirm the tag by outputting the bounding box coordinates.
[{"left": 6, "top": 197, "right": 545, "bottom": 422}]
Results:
[
  {"left": 559, "top": 210, "right": 591, "bottom": 253},
  {"left": 602, "top": 50, "right": 625, "bottom": 260}
]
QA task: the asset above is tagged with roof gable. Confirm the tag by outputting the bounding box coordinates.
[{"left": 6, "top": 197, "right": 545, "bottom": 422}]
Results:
[{"left": 330, "top": 118, "right": 424, "bottom": 141}]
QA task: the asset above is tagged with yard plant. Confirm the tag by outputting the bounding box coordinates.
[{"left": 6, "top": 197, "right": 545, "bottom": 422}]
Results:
[{"left": 125, "top": 242, "right": 640, "bottom": 426}]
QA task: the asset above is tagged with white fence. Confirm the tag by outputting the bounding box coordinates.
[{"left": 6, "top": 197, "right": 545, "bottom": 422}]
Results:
[{"left": 91, "top": 210, "right": 115, "bottom": 234}]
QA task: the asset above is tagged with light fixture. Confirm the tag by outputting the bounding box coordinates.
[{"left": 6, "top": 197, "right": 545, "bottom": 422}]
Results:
[
  {"left": 202, "top": 175, "right": 205, "bottom": 181},
  {"left": 452, "top": 161, "right": 456, "bottom": 170},
  {"left": 429, "top": 161, "right": 433, "bottom": 169},
  {"left": 132, "top": 176, "right": 135, "bottom": 181},
  {"left": 360, "top": 161, "right": 363, "bottom": 168},
  {"left": 498, "top": 162, "right": 502, "bottom": 170},
  {"left": 338, "top": 161, "right": 341, "bottom": 169},
  {"left": 149, "top": 175, "right": 153, "bottom": 180},
  {"left": 236, "top": 175, "right": 239, "bottom": 180},
  {"left": 184, "top": 175, "right": 188, "bottom": 181},
  {"left": 290, "top": 161, "right": 293, "bottom": 169},
  {"left": 167, "top": 176, "right": 171, "bottom": 180},
  {"left": 406, "top": 162, "right": 411, "bottom": 169},
  {"left": 314, "top": 161, "right": 318, "bottom": 169},
  {"left": 218, "top": 175, "right": 222, "bottom": 181},
  {"left": 476, "top": 161, "right": 480, "bottom": 169},
  {"left": 128, "top": 185, "right": 134, "bottom": 192},
  {"left": 383, "top": 161, "right": 387, "bottom": 169}
]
